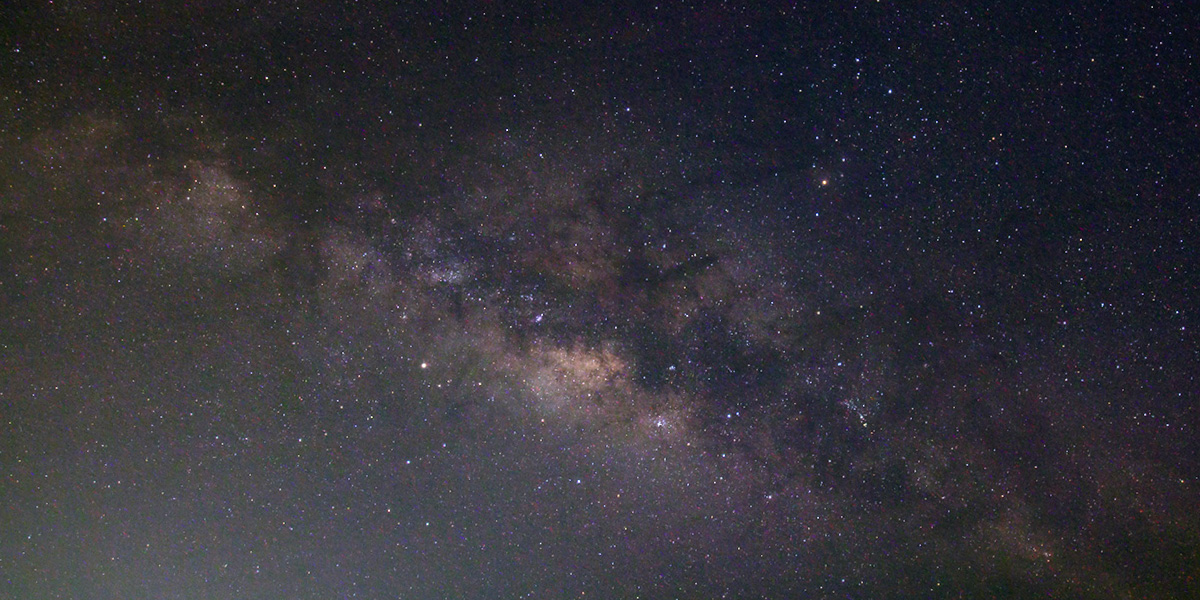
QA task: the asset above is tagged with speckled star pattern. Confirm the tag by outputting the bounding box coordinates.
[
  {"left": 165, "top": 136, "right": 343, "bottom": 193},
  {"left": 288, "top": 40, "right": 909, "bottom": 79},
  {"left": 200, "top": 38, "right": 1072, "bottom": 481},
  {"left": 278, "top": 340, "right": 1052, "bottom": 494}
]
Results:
[{"left": 1, "top": 2, "right": 1196, "bottom": 598}]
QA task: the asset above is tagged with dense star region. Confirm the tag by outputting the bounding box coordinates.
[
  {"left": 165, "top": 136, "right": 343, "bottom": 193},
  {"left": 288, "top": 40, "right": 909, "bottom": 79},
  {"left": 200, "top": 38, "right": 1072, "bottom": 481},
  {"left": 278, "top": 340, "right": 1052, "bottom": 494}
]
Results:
[{"left": 2, "top": 2, "right": 1197, "bottom": 598}]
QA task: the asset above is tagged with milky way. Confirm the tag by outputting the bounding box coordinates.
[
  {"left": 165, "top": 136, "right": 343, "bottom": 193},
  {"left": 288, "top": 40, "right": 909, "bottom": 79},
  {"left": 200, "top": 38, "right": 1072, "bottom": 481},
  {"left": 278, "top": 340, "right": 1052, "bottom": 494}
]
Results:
[{"left": 2, "top": 2, "right": 1197, "bottom": 599}]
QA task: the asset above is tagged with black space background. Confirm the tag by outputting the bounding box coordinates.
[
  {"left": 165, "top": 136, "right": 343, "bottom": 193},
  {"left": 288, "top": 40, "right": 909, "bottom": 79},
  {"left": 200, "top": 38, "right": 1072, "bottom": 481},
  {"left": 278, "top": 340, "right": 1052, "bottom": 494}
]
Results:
[{"left": 1, "top": 1, "right": 1197, "bottom": 598}]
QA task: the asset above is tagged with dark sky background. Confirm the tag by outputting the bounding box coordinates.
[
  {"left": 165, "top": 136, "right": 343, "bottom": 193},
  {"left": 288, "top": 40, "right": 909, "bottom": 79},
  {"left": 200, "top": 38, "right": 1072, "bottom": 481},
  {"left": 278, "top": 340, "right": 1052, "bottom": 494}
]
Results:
[{"left": 2, "top": 1, "right": 1197, "bottom": 598}]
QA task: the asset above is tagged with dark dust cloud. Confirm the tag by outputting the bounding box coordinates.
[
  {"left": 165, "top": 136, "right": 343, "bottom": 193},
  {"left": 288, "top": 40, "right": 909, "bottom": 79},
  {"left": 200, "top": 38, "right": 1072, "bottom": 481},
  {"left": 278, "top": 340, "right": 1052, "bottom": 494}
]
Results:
[{"left": 2, "top": 2, "right": 1197, "bottom": 598}]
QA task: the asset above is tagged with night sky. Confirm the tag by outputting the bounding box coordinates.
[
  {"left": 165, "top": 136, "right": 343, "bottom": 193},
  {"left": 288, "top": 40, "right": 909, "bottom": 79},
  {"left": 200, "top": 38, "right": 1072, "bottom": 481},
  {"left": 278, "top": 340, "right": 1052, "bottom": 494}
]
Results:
[{"left": 2, "top": 2, "right": 1198, "bottom": 598}]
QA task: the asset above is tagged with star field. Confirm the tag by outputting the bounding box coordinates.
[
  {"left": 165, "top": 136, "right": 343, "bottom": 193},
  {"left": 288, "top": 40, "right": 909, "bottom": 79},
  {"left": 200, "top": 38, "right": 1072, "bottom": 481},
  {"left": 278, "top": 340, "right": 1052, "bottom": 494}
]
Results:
[{"left": 1, "top": 2, "right": 1197, "bottom": 598}]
